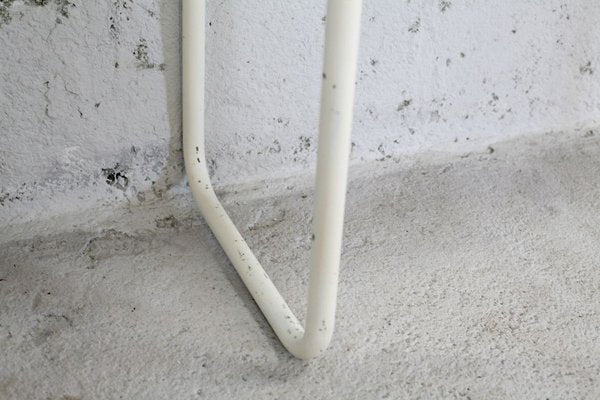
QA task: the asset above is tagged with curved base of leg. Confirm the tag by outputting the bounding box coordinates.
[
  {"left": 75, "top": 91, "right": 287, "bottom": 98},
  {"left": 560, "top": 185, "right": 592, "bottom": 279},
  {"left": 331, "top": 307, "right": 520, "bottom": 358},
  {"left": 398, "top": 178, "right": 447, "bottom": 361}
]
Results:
[{"left": 182, "top": 0, "right": 363, "bottom": 359}]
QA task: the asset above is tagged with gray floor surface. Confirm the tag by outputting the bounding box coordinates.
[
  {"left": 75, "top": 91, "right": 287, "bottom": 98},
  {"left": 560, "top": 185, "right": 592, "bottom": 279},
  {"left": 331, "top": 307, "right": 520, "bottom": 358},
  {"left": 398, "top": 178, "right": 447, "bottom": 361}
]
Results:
[{"left": 1, "top": 131, "right": 600, "bottom": 399}]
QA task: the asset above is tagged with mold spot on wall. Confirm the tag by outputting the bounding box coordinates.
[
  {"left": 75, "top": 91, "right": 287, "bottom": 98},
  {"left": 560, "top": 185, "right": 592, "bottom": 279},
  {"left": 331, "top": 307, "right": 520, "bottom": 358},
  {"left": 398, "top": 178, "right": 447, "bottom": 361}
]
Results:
[
  {"left": 274, "top": 117, "right": 289, "bottom": 127},
  {"left": 291, "top": 136, "right": 312, "bottom": 161},
  {"left": 298, "top": 136, "right": 311, "bottom": 152},
  {"left": 133, "top": 38, "right": 152, "bottom": 69},
  {"left": 1, "top": 0, "right": 73, "bottom": 28},
  {"left": 408, "top": 19, "right": 420, "bottom": 33},
  {"left": 268, "top": 139, "right": 281, "bottom": 154},
  {"left": 30, "top": 0, "right": 74, "bottom": 16},
  {"left": 54, "top": 0, "right": 74, "bottom": 18},
  {"left": 0, "top": 0, "right": 15, "bottom": 26},
  {"left": 101, "top": 164, "right": 129, "bottom": 191},
  {"left": 107, "top": 0, "right": 134, "bottom": 43},
  {"left": 579, "top": 61, "right": 593, "bottom": 75},
  {"left": 376, "top": 144, "right": 391, "bottom": 161},
  {"left": 0, "top": 191, "right": 14, "bottom": 206},
  {"left": 133, "top": 38, "right": 166, "bottom": 70},
  {"left": 109, "top": 16, "right": 118, "bottom": 39},
  {"left": 438, "top": 1, "right": 451, "bottom": 12},
  {"left": 0, "top": 183, "right": 32, "bottom": 206},
  {"left": 397, "top": 99, "right": 412, "bottom": 112}
]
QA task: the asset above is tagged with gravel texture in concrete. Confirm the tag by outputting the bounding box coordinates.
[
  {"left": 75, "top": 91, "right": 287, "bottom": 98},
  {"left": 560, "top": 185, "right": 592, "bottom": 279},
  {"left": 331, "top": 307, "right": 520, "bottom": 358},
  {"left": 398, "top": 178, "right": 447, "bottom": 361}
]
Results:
[{"left": 1, "top": 130, "right": 600, "bottom": 399}]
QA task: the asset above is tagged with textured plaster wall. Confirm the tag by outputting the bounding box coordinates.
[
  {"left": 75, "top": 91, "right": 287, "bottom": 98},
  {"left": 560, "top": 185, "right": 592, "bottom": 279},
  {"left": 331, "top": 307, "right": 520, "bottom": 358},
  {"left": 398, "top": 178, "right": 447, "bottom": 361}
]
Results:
[{"left": 1, "top": 0, "right": 600, "bottom": 225}]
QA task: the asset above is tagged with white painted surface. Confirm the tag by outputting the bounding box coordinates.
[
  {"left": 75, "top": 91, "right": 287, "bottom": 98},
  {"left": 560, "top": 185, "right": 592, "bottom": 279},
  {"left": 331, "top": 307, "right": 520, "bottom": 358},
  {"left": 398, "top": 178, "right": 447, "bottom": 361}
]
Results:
[{"left": 1, "top": 0, "right": 600, "bottom": 225}]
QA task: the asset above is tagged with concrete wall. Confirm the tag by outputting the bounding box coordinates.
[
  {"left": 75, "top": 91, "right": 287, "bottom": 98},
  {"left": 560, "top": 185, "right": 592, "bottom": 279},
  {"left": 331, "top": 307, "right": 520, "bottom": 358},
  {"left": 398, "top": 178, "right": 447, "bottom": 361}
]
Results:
[{"left": 1, "top": 0, "right": 600, "bottom": 225}]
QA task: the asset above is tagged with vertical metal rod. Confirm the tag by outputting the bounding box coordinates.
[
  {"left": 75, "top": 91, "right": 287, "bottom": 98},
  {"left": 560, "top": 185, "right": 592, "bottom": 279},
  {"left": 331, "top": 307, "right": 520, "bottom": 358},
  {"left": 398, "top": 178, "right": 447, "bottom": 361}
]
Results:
[{"left": 182, "top": 0, "right": 362, "bottom": 359}]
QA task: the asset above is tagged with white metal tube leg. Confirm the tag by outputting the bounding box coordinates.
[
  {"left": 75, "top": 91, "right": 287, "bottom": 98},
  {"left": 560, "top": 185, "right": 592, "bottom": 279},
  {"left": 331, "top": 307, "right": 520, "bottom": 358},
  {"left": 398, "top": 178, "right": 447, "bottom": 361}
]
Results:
[{"left": 182, "top": 0, "right": 362, "bottom": 359}]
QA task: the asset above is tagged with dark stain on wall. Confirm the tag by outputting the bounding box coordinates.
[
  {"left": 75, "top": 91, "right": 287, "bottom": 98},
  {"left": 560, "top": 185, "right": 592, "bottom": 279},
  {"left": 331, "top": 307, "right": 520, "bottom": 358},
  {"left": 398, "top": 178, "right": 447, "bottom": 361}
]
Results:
[
  {"left": 408, "top": 18, "right": 420, "bottom": 33},
  {"left": 0, "top": 0, "right": 15, "bottom": 26},
  {"left": 580, "top": 61, "right": 593, "bottom": 75},
  {"left": 0, "top": 183, "right": 33, "bottom": 206},
  {"left": 108, "top": 0, "right": 134, "bottom": 43},
  {"left": 1, "top": 0, "right": 74, "bottom": 27},
  {"left": 101, "top": 163, "right": 129, "bottom": 191},
  {"left": 133, "top": 38, "right": 166, "bottom": 70},
  {"left": 397, "top": 99, "right": 412, "bottom": 112},
  {"left": 54, "top": 0, "right": 74, "bottom": 18},
  {"left": 439, "top": 1, "right": 452, "bottom": 12}
]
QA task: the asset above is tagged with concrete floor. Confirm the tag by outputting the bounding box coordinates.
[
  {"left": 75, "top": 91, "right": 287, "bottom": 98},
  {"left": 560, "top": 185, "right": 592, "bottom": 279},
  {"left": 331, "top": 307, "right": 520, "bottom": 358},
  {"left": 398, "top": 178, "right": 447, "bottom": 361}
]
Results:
[{"left": 1, "top": 131, "right": 600, "bottom": 399}]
